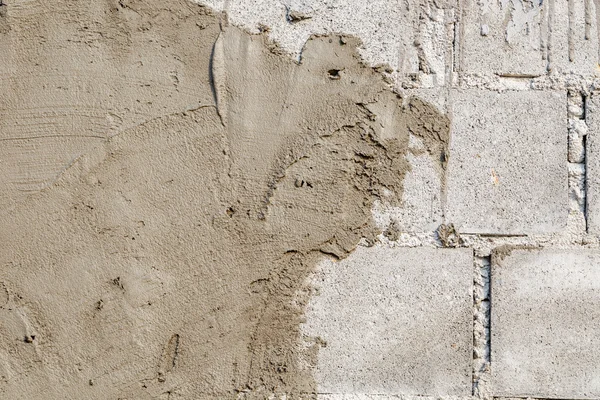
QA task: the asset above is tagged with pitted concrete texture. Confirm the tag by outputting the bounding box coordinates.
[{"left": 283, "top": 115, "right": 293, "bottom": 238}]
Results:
[
  {"left": 459, "top": 0, "right": 547, "bottom": 77},
  {"left": 460, "top": 0, "right": 600, "bottom": 77},
  {"left": 491, "top": 248, "right": 600, "bottom": 399},
  {"left": 197, "top": 0, "right": 454, "bottom": 87},
  {"left": 445, "top": 89, "right": 568, "bottom": 235},
  {"left": 301, "top": 246, "right": 473, "bottom": 396},
  {"left": 587, "top": 92, "right": 600, "bottom": 234}
]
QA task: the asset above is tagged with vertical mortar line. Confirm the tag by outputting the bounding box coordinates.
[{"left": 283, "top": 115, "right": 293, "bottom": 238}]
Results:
[
  {"left": 568, "top": 0, "right": 576, "bottom": 62},
  {"left": 595, "top": 0, "right": 600, "bottom": 62},
  {"left": 452, "top": 18, "right": 458, "bottom": 74},
  {"left": 568, "top": 90, "right": 588, "bottom": 231},
  {"left": 540, "top": 0, "right": 548, "bottom": 61},
  {"left": 443, "top": 6, "right": 454, "bottom": 131},
  {"left": 586, "top": 0, "right": 593, "bottom": 40},
  {"left": 415, "top": 1, "right": 428, "bottom": 75},
  {"left": 583, "top": 93, "right": 590, "bottom": 232},
  {"left": 547, "top": 0, "right": 555, "bottom": 70},
  {"left": 396, "top": 0, "right": 407, "bottom": 87},
  {"left": 453, "top": 0, "right": 464, "bottom": 80},
  {"left": 472, "top": 255, "right": 491, "bottom": 398}
]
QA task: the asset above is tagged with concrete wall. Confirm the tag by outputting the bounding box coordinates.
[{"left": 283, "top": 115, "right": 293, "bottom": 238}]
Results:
[{"left": 2, "top": 0, "right": 600, "bottom": 399}]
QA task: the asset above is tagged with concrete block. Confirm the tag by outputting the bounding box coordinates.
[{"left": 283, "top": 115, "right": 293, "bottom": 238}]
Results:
[
  {"left": 459, "top": 1, "right": 600, "bottom": 77},
  {"left": 445, "top": 89, "right": 568, "bottom": 235},
  {"left": 199, "top": 0, "right": 454, "bottom": 87},
  {"left": 459, "top": 1, "right": 547, "bottom": 76},
  {"left": 491, "top": 248, "right": 600, "bottom": 398},
  {"left": 221, "top": 0, "right": 407, "bottom": 69},
  {"left": 302, "top": 246, "right": 473, "bottom": 396},
  {"left": 586, "top": 93, "right": 600, "bottom": 233},
  {"left": 372, "top": 134, "right": 444, "bottom": 234},
  {"left": 549, "top": 0, "right": 600, "bottom": 76}
]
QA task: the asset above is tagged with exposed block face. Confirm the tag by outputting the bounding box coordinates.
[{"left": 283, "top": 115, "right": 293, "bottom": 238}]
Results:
[
  {"left": 302, "top": 246, "right": 473, "bottom": 396},
  {"left": 491, "top": 248, "right": 600, "bottom": 398},
  {"left": 445, "top": 89, "right": 568, "bottom": 235},
  {"left": 460, "top": 2, "right": 600, "bottom": 77},
  {"left": 586, "top": 93, "right": 600, "bottom": 233},
  {"left": 460, "top": 2, "right": 546, "bottom": 76},
  {"left": 549, "top": 0, "right": 600, "bottom": 76}
]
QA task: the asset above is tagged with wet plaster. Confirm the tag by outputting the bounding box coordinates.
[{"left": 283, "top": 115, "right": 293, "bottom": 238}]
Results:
[{"left": 0, "top": 1, "right": 450, "bottom": 399}]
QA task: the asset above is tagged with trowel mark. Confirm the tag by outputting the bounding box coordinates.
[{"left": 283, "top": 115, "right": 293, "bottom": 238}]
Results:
[
  {"left": 0, "top": 282, "right": 9, "bottom": 308},
  {"left": 158, "top": 333, "right": 180, "bottom": 382},
  {"left": 0, "top": 1, "right": 8, "bottom": 34},
  {"left": 210, "top": 31, "right": 227, "bottom": 125}
]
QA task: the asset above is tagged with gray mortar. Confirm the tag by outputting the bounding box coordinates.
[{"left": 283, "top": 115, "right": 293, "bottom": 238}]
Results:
[
  {"left": 208, "top": 1, "right": 600, "bottom": 396},
  {"left": 5, "top": 0, "right": 600, "bottom": 398},
  {"left": 472, "top": 256, "right": 491, "bottom": 399}
]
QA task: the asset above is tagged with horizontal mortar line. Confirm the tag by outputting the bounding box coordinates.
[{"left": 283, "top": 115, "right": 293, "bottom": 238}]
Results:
[
  {"left": 464, "top": 233, "right": 528, "bottom": 238},
  {"left": 0, "top": 134, "right": 107, "bottom": 142},
  {"left": 237, "top": 391, "right": 439, "bottom": 397},
  {"left": 495, "top": 73, "right": 543, "bottom": 79},
  {"left": 492, "top": 397, "right": 598, "bottom": 400},
  {"left": 312, "top": 393, "right": 437, "bottom": 397}
]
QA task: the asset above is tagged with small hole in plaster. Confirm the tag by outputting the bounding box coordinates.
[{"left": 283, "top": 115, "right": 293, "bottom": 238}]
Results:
[{"left": 328, "top": 69, "right": 343, "bottom": 80}]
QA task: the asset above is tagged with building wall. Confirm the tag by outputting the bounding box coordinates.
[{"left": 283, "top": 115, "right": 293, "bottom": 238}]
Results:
[{"left": 1, "top": 0, "right": 599, "bottom": 398}]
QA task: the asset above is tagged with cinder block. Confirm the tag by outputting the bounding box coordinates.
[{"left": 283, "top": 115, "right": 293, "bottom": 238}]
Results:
[
  {"left": 491, "top": 248, "right": 600, "bottom": 398},
  {"left": 302, "top": 246, "right": 473, "bottom": 396},
  {"left": 459, "top": 2, "right": 547, "bottom": 76},
  {"left": 460, "top": 2, "right": 600, "bottom": 77},
  {"left": 445, "top": 89, "right": 568, "bottom": 235},
  {"left": 549, "top": 0, "right": 600, "bottom": 76},
  {"left": 586, "top": 93, "right": 600, "bottom": 233}
]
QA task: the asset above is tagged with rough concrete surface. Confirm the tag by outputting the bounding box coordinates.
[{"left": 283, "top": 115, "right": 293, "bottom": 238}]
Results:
[
  {"left": 302, "top": 246, "right": 472, "bottom": 396},
  {"left": 491, "top": 248, "right": 600, "bottom": 399},
  {"left": 445, "top": 89, "right": 567, "bottom": 235},
  {"left": 197, "top": 0, "right": 454, "bottom": 88},
  {"left": 460, "top": 0, "right": 600, "bottom": 77},
  {"left": 459, "top": 0, "right": 547, "bottom": 77},
  {"left": 3, "top": 0, "right": 600, "bottom": 399},
  {"left": 587, "top": 92, "right": 600, "bottom": 234}
]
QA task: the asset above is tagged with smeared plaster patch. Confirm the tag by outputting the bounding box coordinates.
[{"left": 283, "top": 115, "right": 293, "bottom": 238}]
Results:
[
  {"left": 0, "top": 1, "right": 450, "bottom": 398},
  {"left": 194, "top": 0, "right": 454, "bottom": 87}
]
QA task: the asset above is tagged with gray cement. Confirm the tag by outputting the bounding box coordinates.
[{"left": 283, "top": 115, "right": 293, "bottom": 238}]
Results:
[
  {"left": 491, "top": 248, "right": 600, "bottom": 399},
  {"left": 587, "top": 92, "right": 600, "bottom": 234},
  {"left": 301, "top": 246, "right": 473, "bottom": 396},
  {"left": 5, "top": 0, "right": 600, "bottom": 398},
  {"left": 445, "top": 89, "right": 568, "bottom": 235},
  {"left": 459, "top": 0, "right": 547, "bottom": 77}
]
